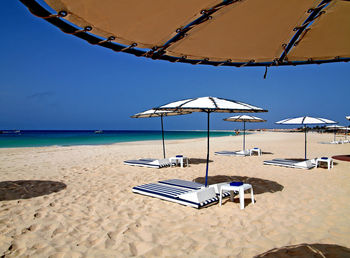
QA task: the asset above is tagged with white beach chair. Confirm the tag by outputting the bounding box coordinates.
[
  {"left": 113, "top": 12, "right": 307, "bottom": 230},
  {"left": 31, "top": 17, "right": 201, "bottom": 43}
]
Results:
[
  {"left": 263, "top": 158, "right": 316, "bottom": 169},
  {"left": 132, "top": 179, "right": 231, "bottom": 208}
]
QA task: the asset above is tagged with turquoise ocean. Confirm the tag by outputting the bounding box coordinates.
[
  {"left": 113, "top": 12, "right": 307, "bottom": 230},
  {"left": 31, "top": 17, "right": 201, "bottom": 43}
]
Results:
[{"left": 0, "top": 130, "right": 236, "bottom": 148}]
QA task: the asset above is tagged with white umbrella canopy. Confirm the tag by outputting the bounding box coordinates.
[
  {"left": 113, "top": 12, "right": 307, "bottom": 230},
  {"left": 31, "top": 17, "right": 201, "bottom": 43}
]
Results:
[
  {"left": 276, "top": 116, "right": 336, "bottom": 125},
  {"left": 131, "top": 109, "right": 191, "bottom": 158},
  {"left": 223, "top": 115, "right": 266, "bottom": 151},
  {"left": 158, "top": 97, "right": 267, "bottom": 113},
  {"left": 276, "top": 116, "right": 337, "bottom": 159},
  {"left": 156, "top": 96, "right": 267, "bottom": 186},
  {"left": 20, "top": 0, "right": 350, "bottom": 68},
  {"left": 131, "top": 109, "right": 191, "bottom": 118},
  {"left": 224, "top": 115, "right": 266, "bottom": 123}
]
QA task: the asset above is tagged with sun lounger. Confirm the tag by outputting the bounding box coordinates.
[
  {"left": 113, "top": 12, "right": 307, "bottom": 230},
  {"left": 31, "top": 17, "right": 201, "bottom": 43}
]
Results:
[
  {"left": 132, "top": 179, "right": 231, "bottom": 208},
  {"left": 263, "top": 159, "right": 316, "bottom": 169},
  {"left": 330, "top": 140, "right": 342, "bottom": 144},
  {"left": 214, "top": 150, "right": 250, "bottom": 156},
  {"left": 124, "top": 158, "right": 173, "bottom": 168}
]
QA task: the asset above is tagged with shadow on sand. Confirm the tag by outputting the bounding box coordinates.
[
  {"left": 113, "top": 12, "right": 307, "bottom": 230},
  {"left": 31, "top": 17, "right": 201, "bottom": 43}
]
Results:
[
  {"left": 261, "top": 151, "right": 274, "bottom": 155},
  {"left": 193, "top": 175, "right": 283, "bottom": 194},
  {"left": 332, "top": 155, "right": 350, "bottom": 162},
  {"left": 254, "top": 243, "right": 350, "bottom": 257},
  {"left": 0, "top": 180, "right": 66, "bottom": 201},
  {"left": 188, "top": 158, "right": 213, "bottom": 165},
  {"left": 282, "top": 158, "right": 308, "bottom": 162}
]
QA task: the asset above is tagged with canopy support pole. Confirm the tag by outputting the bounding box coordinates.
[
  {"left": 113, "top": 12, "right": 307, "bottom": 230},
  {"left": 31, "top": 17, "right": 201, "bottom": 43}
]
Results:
[
  {"left": 243, "top": 121, "right": 246, "bottom": 151},
  {"left": 205, "top": 112, "right": 210, "bottom": 187},
  {"left": 304, "top": 125, "right": 307, "bottom": 160},
  {"left": 161, "top": 115, "right": 166, "bottom": 159}
]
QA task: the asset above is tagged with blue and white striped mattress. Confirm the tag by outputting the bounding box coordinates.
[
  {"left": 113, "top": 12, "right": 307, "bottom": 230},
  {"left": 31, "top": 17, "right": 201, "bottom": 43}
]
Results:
[{"left": 133, "top": 179, "right": 231, "bottom": 208}]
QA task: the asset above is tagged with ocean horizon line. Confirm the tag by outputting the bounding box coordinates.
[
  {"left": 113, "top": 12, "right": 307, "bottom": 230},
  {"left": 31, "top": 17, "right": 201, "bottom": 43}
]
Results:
[
  {"left": 0, "top": 129, "right": 236, "bottom": 132},
  {"left": 0, "top": 130, "right": 239, "bottom": 148}
]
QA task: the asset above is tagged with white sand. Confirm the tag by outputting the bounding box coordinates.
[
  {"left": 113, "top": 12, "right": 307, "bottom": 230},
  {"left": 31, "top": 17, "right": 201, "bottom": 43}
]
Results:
[{"left": 0, "top": 132, "right": 349, "bottom": 257}]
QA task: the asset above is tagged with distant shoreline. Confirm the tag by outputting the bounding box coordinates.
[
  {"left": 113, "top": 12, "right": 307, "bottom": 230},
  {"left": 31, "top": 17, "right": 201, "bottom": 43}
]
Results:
[{"left": 0, "top": 130, "right": 238, "bottom": 149}]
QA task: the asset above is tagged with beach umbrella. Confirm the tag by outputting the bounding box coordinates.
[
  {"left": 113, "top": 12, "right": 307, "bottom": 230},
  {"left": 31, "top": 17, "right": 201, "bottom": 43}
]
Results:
[
  {"left": 276, "top": 116, "right": 337, "bottom": 159},
  {"left": 343, "top": 127, "right": 350, "bottom": 142},
  {"left": 20, "top": 1, "right": 350, "bottom": 69},
  {"left": 223, "top": 115, "right": 266, "bottom": 151},
  {"left": 131, "top": 109, "right": 191, "bottom": 158},
  {"left": 346, "top": 116, "right": 350, "bottom": 121},
  {"left": 338, "top": 126, "right": 350, "bottom": 142},
  {"left": 156, "top": 97, "right": 267, "bottom": 186},
  {"left": 326, "top": 124, "right": 346, "bottom": 142}
]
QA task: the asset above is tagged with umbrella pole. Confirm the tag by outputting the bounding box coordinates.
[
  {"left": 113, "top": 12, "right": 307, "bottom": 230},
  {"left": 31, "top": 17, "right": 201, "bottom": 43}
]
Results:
[
  {"left": 304, "top": 125, "right": 307, "bottom": 160},
  {"left": 205, "top": 112, "right": 210, "bottom": 187},
  {"left": 334, "top": 129, "right": 336, "bottom": 142},
  {"left": 243, "top": 121, "right": 246, "bottom": 151},
  {"left": 161, "top": 115, "right": 166, "bottom": 159}
]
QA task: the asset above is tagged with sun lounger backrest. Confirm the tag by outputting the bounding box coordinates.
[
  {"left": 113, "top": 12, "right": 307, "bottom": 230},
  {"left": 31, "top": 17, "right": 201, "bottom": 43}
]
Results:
[
  {"left": 299, "top": 159, "right": 316, "bottom": 169},
  {"left": 158, "top": 158, "right": 171, "bottom": 167},
  {"left": 208, "top": 182, "right": 230, "bottom": 195},
  {"left": 179, "top": 187, "right": 217, "bottom": 204}
]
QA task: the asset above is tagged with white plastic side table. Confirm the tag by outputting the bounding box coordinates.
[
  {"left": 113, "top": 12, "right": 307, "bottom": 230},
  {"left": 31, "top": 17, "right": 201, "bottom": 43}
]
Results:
[
  {"left": 170, "top": 156, "right": 189, "bottom": 168},
  {"left": 316, "top": 158, "right": 333, "bottom": 170},
  {"left": 249, "top": 148, "right": 262, "bottom": 156},
  {"left": 219, "top": 183, "right": 255, "bottom": 209}
]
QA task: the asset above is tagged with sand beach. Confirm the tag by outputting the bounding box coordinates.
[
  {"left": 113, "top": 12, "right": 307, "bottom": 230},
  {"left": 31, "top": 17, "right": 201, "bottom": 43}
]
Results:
[{"left": 0, "top": 131, "right": 350, "bottom": 257}]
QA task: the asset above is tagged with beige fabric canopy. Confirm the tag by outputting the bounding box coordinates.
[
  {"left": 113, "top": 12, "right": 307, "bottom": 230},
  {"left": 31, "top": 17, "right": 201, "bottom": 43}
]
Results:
[{"left": 21, "top": 0, "right": 350, "bottom": 66}]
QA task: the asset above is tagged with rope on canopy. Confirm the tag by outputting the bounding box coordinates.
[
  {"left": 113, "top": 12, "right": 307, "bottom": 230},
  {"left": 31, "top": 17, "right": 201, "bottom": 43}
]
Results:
[{"left": 278, "top": 0, "right": 331, "bottom": 63}]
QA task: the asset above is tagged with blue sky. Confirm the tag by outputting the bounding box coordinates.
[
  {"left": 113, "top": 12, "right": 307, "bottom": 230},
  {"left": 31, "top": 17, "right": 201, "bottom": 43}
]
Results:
[{"left": 1, "top": 1, "right": 349, "bottom": 130}]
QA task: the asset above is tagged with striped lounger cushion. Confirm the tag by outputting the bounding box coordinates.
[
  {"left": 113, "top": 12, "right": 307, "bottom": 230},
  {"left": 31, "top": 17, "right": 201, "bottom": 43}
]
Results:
[
  {"left": 215, "top": 150, "right": 249, "bottom": 156},
  {"left": 133, "top": 183, "right": 219, "bottom": 209},
  {"left": 263, "top": 159, "right": 315, "bottom": 169},
  {"left": 159, "top": 179, "right": 231, "bottom": 198},
  {"left": 159, "top": 179, "right": 204, "bottom": 190}
]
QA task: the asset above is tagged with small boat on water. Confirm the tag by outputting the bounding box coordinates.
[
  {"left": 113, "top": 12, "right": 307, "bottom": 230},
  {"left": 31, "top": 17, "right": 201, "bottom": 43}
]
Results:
[
  {"left": 0, "top": 130, "right": 21, "bottom": 134},
  {"left": 94, "top": 130, "right": 103, "bottom": 134}
]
